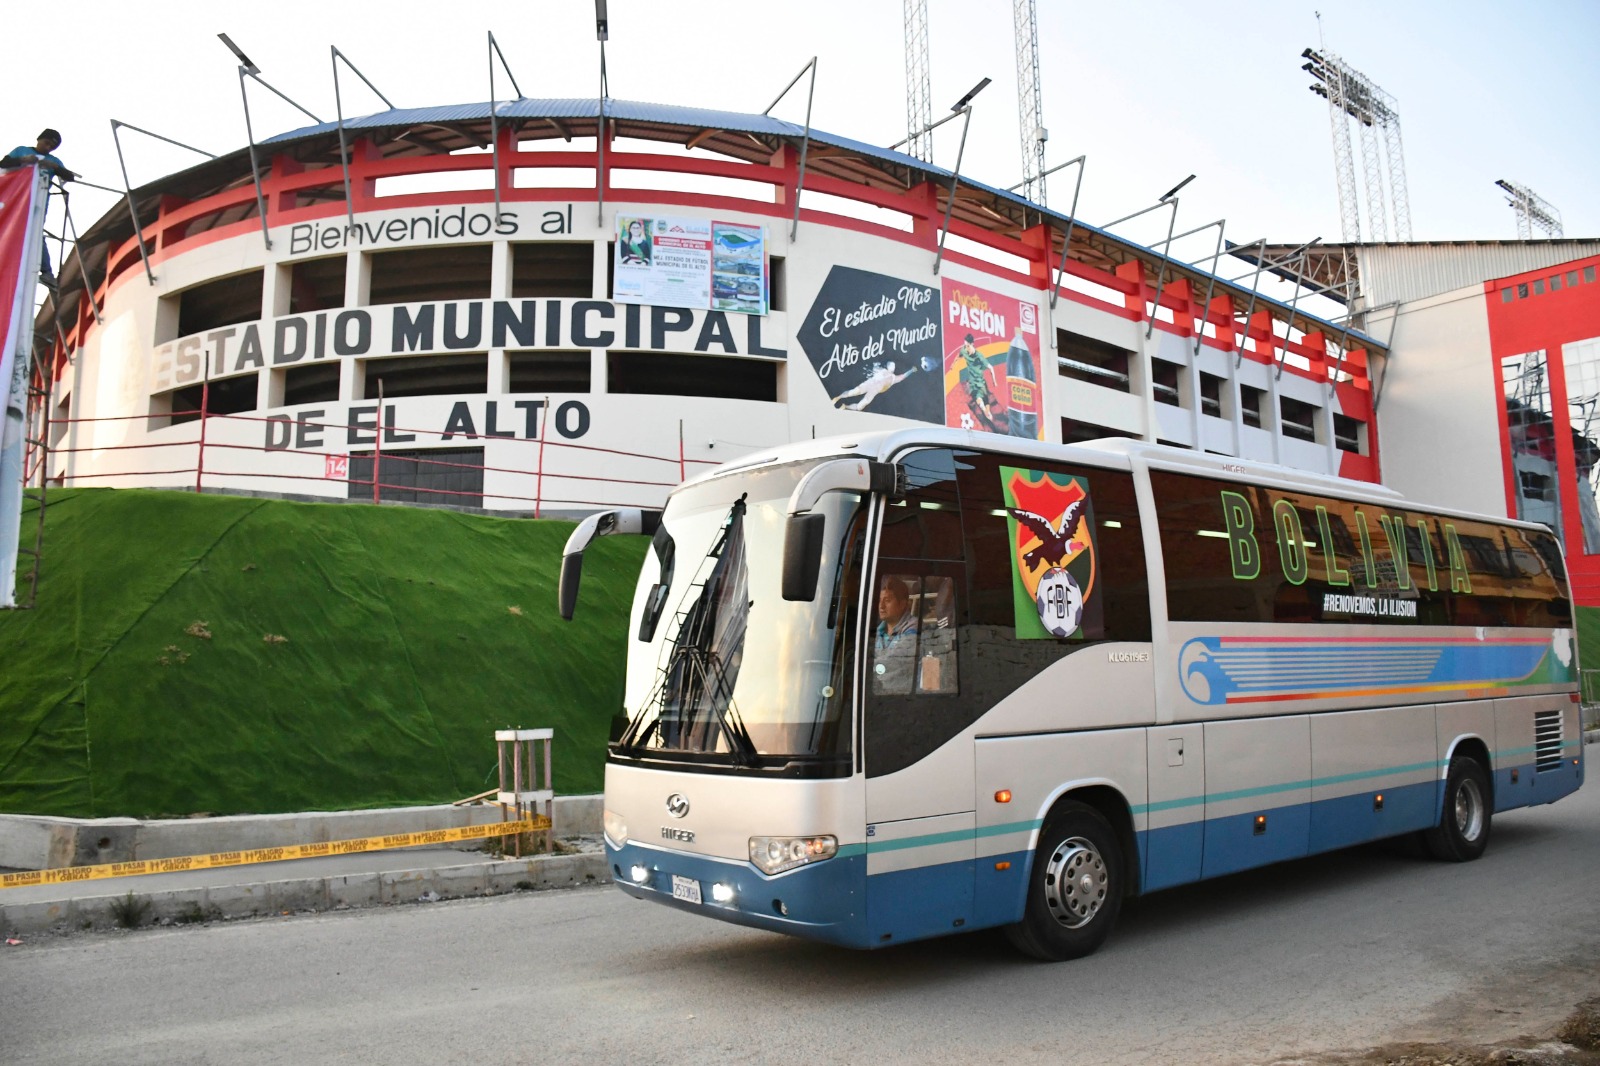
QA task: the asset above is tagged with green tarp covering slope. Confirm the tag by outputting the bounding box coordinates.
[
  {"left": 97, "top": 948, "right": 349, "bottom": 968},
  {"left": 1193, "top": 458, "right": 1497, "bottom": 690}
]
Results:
[{"left": 0, "top": 489, "right": 645, "bottom": 818}]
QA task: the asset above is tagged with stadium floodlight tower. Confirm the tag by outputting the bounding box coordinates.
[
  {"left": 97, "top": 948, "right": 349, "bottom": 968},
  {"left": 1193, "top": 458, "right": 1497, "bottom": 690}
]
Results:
[
  {"left": 1495, "top": 179, "right": 1564, "bottom": 239},
  {"left": 1302, "top": 46, "right": 1412, "bottom": 243}
]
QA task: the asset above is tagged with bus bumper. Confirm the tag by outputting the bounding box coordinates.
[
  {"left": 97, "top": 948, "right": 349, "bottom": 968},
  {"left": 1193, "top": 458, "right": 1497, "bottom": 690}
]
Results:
[{"left": 605, "top": 838, "right": 869, "bottom": 948}]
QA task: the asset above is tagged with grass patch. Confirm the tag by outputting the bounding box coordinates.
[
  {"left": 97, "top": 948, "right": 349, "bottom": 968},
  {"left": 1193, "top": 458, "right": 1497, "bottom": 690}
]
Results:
[
  {"left": 1576, "top": 605, "right": 1600, "bottom": 678},
  {"left": 109, "top": 892, "right": 151, "bottom": 929},
  {"left": 0, "top": 489, "right": 645, "bottom": 818}
]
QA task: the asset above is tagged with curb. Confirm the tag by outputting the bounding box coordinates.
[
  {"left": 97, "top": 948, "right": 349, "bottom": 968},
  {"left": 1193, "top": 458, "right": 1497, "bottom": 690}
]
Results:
[{"left": 1, "top": 849, "right": 611, "bottom": 936}]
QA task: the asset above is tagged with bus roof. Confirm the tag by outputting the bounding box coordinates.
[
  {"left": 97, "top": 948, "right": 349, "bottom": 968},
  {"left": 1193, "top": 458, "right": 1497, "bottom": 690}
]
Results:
[{"left": 677, "top": 430, "right": 1548, "bottom": 534}]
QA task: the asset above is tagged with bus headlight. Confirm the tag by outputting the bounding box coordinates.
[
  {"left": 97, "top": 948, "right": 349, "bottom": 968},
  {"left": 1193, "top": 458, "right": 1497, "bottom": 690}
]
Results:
[
  {"left": 749, "top": 835, "right": 837, "bottom": 875},
  {"left": 603, "top": 809, "right": 628, "bottom": 847}
]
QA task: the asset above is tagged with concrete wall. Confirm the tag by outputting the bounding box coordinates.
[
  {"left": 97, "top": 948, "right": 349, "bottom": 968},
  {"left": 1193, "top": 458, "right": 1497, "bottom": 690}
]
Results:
[{"left": 1369, "top": 285, "right": 1507, "bottom": 516}]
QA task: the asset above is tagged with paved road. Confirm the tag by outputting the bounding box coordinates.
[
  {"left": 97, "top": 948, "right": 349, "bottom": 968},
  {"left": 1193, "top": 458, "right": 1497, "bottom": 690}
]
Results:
[{"left": 5, "top": 781, "right": 1598, "bottom": 1066}]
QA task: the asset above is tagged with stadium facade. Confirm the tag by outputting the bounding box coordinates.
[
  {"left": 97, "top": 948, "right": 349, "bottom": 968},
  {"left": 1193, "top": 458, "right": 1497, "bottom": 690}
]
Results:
[
  {"left": 35, "top": 99, "right": 1383, "bottom": 510},
  {"left": 27, "top": 98, "right": 1600, "bottom": 599}
]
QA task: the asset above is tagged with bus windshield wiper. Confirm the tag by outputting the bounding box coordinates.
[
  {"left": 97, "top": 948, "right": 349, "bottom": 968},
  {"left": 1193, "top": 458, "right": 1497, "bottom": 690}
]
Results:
[{"left": 646, "top": 495, "right": 761, "bottom": 765}]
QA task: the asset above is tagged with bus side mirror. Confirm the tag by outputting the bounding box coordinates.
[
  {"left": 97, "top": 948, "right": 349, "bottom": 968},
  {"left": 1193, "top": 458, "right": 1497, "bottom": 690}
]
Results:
[
  {"left": 780, "top": 457, "right": 898, "bottom": 602},
  {"left": 782, "top": 513, "right": 827, "bottom": 601},
  {"left": 558, "top": 550, "right": 587, "bottom": 621},
  {"left": 558, "top": 508, "right": 660, "bottom": 621}
]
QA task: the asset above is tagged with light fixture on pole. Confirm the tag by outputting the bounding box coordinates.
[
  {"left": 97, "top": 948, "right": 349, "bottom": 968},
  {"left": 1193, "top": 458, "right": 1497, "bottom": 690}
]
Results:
[
  {"left": 931, "top": 77, "right": 992, "bottom": 275},
  {"left": 219, "top": 32, "right": 323, "bottom": 251},
  {"left": 1159, "top": 174, "right": 1195, "bottom": 203},
  {"left": 951, "top": 77, "right": 991, "bottom": 112},
  {"left": 595, "top": 0, "right": 610, "bottom": 224},
  {"left": 218, "top": 33, "right": 259, "bottom": 76}
]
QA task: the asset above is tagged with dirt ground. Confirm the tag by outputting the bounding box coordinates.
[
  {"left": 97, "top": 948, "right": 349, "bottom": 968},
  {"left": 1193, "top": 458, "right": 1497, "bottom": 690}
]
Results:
[{"left": 1271, "top": 998, "right": 1600, "bottom": 1066}]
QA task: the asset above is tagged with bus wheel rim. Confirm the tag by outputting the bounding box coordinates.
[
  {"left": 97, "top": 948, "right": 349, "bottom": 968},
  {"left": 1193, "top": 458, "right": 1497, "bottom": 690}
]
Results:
[
  {"left": 1043, "top": 836, "right": 1108, "bottom": 930},
  {"left": 1454, "top": 777, "right": 1484, "bottom": 841}
]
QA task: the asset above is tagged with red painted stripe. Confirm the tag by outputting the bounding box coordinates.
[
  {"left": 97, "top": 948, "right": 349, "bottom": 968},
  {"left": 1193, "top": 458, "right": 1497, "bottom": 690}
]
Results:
[{"left": 1215, "top": 634, "right": 1550, "bottom": 645}]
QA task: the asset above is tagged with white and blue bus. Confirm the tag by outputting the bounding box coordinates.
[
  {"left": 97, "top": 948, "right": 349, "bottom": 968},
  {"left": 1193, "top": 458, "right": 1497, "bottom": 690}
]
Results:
[{"left": 559, "top": 429, "right": 1585, "bottom": 960}]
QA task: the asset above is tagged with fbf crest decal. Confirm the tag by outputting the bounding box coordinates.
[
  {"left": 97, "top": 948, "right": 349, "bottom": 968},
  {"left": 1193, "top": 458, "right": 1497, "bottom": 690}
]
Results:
[{"left": 1000, "top": 466, "right": 1102, "bottom": 640}]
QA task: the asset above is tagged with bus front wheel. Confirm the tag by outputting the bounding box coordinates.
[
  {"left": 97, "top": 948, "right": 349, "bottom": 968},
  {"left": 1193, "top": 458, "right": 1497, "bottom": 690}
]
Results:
[
  {"left": 1423, "top": 755, "right": 1492, "bottom": 862},
  {"left": 1005, "top": 803, "right": 1123, "bottom": 961}
]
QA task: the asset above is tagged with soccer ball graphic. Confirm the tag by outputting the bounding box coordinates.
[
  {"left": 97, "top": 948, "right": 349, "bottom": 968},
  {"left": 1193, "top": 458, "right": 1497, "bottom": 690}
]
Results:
[{"left": 1034, "top": 566, "right": 1083, "bottom": 638}]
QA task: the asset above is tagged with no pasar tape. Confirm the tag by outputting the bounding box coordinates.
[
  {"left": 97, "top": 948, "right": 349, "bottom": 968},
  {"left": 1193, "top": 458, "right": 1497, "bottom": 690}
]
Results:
[{"left": 0, "top": 817, "right": 548, "bottom": 890}]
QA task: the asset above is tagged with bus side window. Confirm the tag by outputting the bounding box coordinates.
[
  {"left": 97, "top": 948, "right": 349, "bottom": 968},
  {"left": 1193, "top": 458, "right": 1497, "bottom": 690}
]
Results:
[{"left": 871, "top": 573, "right": 959, "bottom": 696}]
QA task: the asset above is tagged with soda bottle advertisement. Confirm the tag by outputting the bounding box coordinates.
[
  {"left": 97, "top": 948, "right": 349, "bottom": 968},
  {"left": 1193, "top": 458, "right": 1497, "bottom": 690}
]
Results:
[{"left": 940, "top": 279, "right": 1042, "bottom": 439}]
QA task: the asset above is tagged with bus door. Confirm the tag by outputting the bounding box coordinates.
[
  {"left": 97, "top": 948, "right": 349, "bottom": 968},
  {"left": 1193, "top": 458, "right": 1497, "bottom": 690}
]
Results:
[
  {"left": 861, "top": 450, "right": 975, "bottom": 944},
  {"left": 862, "top": 565, "right": 974, "bottom": 943}
]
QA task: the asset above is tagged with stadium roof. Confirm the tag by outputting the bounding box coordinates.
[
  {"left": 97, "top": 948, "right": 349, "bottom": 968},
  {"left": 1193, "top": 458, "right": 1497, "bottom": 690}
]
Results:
[{"left": 54, "top": 97, "right": 1384, "bottom": 355}]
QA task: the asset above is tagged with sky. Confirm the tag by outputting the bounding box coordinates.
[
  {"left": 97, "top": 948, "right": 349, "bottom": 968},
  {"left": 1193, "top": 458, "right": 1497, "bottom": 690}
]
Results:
[{"left": 2, "top": 0, "right": 1596, "bottom": 268}]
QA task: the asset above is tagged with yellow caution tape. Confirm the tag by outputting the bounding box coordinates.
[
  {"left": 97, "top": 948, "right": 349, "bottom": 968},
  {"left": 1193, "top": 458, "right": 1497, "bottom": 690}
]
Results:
[{"left": 0, "top": 816, "right": 550, "bottom": 890}]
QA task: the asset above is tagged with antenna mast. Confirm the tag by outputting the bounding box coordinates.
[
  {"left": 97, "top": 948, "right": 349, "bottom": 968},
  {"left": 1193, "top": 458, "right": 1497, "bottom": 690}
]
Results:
[
  {"left": 1013, "top": 0, "right": 1047, "bottom": 206},
  {"left": 903, "top": 0, "right": 932, "bottom": 162}
]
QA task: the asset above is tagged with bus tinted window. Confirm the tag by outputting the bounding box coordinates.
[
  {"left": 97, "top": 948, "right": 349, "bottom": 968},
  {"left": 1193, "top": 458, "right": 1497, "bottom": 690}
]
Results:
[
  {"left": 867, "top": 448, "right": 1151, "bottom": 777},
  {"left": 1151, "top": 471, "right": 1571, "bottom": 627}
]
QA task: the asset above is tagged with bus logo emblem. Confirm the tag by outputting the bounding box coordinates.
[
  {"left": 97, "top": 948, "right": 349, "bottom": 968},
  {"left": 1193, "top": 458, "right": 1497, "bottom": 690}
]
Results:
[{"left": 666, "top": 793, "right": 690, "bottom": 818}]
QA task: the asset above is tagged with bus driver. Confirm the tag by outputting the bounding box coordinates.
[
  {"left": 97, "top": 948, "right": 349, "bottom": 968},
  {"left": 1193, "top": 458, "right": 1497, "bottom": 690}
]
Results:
[{"left": 872, "top": 576, "right": 920, "bottom": 694}]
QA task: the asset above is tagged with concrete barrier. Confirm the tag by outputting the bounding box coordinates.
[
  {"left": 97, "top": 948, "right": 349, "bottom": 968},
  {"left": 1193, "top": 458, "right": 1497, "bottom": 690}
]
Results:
[
  {"left": 0, "top": 795, "right": 603, "bottom": 871},
  {"left": 0, "top": 850, "right": 612, "bottom": 935}
]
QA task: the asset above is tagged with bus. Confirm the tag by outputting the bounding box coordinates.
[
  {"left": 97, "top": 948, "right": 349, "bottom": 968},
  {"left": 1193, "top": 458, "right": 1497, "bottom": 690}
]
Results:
[{"left": 558, "top": 429, "right": 1585, "bottom": 960}]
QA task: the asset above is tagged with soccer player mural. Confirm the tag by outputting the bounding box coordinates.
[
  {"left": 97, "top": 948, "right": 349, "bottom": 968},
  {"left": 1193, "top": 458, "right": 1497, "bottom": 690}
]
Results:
[{"left": 940, "top": 280, "right": 1042, "bottom": 440}]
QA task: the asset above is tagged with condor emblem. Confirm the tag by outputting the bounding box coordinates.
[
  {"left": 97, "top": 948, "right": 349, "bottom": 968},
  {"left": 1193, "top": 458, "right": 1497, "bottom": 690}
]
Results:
[{"left": 1000, "top": 465, "right": 1102, "bottom": 641}]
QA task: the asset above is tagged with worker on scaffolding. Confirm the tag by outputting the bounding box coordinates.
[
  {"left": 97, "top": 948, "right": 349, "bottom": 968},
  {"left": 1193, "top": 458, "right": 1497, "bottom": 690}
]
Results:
[{"left": 2, "top": 129, "right": 75, "bottom": 289}]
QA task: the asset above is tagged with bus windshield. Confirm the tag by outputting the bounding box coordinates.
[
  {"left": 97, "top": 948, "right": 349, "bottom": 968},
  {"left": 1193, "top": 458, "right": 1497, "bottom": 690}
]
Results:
[{"left": 615, "top": 459, "right": 865, "bottom": 773}]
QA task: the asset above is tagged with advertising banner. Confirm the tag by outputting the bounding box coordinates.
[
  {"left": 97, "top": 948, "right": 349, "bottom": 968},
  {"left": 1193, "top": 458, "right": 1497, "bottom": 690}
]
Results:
[
  {"left": 796, "top": 266, "right": 944, "bottom": 425},
  {"left": 0, "top": 165, "right": 47, "bottom": 608},
  {"left": 612, "top": 214, "right": 769, "bottom": 316},
  {"left": 710, "top": 222, "right": 767, "bottom": 315},
  {"left": 940, "top": 279, "right": 1042, "bottom": 439},
  {"left": 1001, "top": 465, "right": 1102, "bottom": 640}
]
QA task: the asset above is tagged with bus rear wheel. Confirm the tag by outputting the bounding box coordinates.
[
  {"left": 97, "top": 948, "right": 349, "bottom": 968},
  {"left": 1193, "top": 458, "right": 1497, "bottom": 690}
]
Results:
[
  {"left": 1423, "top": 755, "right": 1492, "bottom": 862},
  {"left": 1005, "top": 803, "right": 1123, "bottom": 961}
]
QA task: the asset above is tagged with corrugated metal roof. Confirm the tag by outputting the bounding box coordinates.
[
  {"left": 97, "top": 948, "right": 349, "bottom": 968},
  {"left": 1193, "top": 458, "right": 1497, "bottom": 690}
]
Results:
[
  {"left": 262, "top": 98, "right": 810, "bottom": 143},
  {"left": 1358, "top": 241, "right": 1600, "bottom": 306}
]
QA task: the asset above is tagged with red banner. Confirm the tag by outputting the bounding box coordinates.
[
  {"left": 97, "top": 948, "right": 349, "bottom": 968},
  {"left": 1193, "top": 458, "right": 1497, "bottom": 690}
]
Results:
[
  {"left": 939, "top": 278, "right": 1043, "bottom": 439},
  {"left": 1, "top": 164, "right": 44, "bottom": 607},
  {"left": 0, "top": 167, "right": 40, "bottom": 376}
]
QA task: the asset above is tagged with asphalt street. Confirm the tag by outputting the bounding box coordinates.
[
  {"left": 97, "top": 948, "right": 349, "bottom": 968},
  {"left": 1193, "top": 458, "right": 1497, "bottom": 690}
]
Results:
[{"left": 4, "top": 780, "right": 1598, "bottom": 1066}]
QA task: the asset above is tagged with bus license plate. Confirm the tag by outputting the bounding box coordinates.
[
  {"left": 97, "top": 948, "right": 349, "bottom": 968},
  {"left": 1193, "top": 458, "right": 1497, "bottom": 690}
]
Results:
[{"left": 671, "top": 875, "right": 702, "bottom": 904}]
